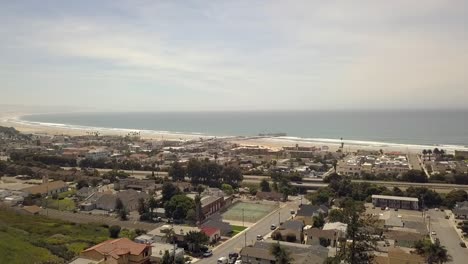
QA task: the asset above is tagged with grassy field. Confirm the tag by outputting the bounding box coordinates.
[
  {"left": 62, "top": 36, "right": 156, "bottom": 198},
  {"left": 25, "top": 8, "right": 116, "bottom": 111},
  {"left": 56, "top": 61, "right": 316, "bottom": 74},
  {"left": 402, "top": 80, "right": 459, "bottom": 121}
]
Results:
[
  {"left": 222, "top": 202, "right": 277, "bottom": 223},
  {"left": 42, "top": 197, "right": 76, "bottom": 211},
  {"left": 0, "top": 207, "right": 110, "bottom": 263},
  {"left": 230, "top": 225, "right": 247, "bottom": 236}
]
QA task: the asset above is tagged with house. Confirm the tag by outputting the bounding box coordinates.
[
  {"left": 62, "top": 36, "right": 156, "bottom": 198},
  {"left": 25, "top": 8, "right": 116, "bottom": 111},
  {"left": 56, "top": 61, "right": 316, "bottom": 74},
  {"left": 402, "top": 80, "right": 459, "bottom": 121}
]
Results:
[
  {"left": 147, "top": 225, "right": 200, "bottom": 243},
  {"left": 150, "top": 242, "right": 184, "bottom": 263},
  {"left": 114, "top": 178, "right": 156, "bottom": 192},
  {"left": 22, "top": 180, "right": 68, "bottom": 196},
  {"left": 323, "top": 222, "right": 347, "bottom": 239},
  {"left": 201, "top": 218, "right": 232, "bottom": 236},
  {"left": 303, "top": 227, "right": 337, "bottom": 246},
  {"left": 94, "top": 190, "right": 149, "bottom": 212},
  {"left": 256, "top": 191, "right": 283, "bottom": 201},
  {"left": 134, "top": 235, "right": 154, "bottom": 245},
  {"left": 76, "top": 187, "right": 96, "bottom": 199},
  {"left": 371, "top": 195, "right": 419, "bottom": 210},
  {"left": 20, "top": 205, "right": 42, "bottom": 215},
  {"left": 295, "top": 204, "right": 329, "bottom": 225},
  {"left": 201, "top": 227, "right": 221, "bottom": 243},
  {"left": 80, "top": 238, "right": 151, "bottom": 264},
  {"left": 273, "top": 220, "right": 305, "bottom": 243},
  {"left": 240, "top": 240, "right": 328, "bottom": 264}
]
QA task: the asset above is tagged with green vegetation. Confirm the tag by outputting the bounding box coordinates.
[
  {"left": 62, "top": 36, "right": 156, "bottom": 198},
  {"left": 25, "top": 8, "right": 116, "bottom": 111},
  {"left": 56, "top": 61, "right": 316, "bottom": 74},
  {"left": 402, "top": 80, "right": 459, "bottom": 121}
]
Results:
[
  {"left": 230, "top": 225, "right": 247, "bottom": 236},
  {"left": 42, "top": 197, "right": 76, "bottom": 211},
  {"left": 0, "top": 207, "right": 110, "bottom": 263}
]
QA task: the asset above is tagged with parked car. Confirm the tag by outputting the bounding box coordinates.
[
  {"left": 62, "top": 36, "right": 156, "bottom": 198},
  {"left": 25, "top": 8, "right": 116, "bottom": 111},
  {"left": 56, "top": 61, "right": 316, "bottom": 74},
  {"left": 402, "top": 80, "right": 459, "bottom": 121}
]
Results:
[
  {"left": 256, "top": 235, "right": 263, "bottom": 241},
  {"left": 217, "top": 257, "right": 228, "bottom": 264},
  {"left": 290, "top": 210, "right": 295, "bottom": 215},
  {"left": 235, "top": 261, "right": 243, "bottom": 264},
  {"left": 270, "top": 224, "right": 277, "bottom": 230},
  {"left": 431, "top": 231, "right": 436, "bottom": 236},
  {"left": 203, "top": 250, "right": 213, "bottom": 258},
  {"left": 460, "top": 242, "right": 467, "bottom": 248},
  {"left": 229, "top": 253, "right": 239, "bottom": 259}
]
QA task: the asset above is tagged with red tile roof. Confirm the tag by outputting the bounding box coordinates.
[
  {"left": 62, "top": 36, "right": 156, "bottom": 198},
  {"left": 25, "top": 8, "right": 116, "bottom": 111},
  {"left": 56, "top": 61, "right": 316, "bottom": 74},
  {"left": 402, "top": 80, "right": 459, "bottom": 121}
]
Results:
[
  {"left": 201, "top": 227, "right": 220, "bottom": 237},
  {"left": 83, "top": 238, "right": 149, "bottom": 257}
]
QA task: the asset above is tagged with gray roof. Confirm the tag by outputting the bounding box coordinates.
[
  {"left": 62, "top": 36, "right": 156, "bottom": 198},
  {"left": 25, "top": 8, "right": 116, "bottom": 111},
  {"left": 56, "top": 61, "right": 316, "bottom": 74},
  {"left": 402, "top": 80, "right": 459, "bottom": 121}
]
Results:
[
  {"left": 371, "top": 195, "right": 418, "bottom": 202},
  {"left": 281, "top": 220, "right": 305, "bottom": 231},
  {"left": 296, "top": 204, "right": 329, "bottom": 217}
]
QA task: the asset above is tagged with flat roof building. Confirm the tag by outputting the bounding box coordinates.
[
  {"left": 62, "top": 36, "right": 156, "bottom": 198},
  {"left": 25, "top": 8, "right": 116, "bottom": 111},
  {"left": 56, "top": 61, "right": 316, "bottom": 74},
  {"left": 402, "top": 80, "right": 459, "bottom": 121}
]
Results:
[{"left": 372, "top": 195, "right": 419, "bottom": 210}]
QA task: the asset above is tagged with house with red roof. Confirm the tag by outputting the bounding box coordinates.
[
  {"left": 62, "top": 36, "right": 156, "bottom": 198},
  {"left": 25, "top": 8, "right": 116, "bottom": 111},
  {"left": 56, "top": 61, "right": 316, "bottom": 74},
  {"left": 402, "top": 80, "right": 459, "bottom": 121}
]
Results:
[
  {"left": 80, "top": 238, "right": 151, "bottom": 264},
  {"left": 201, "top": 227, "right": 221, "bottom": 244}
]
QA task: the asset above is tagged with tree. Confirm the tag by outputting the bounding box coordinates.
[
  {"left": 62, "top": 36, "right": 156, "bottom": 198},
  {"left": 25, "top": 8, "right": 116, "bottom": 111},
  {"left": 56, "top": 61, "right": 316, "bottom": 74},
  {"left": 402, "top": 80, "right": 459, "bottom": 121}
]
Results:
[
  {"left": 109, "top": 225, "right": 121, "bottom": 238},
  {"left": 402, "top": 170, "right": 428, "bottom": 183},
  {"left": 164, "top": 195, "right": 195, "bottom": 220},
  {"left": 414, "top": 239, "right": 452, "bottom": 264},
  {"left": 137, "top": 197, "right": 147, "bottom": 216},
  {"left": 422, "top": 150, "right": 428, "bottom": 161},
  {"left": 270, "top": 243, "right": 293, "bottom": 264},
  {"left": 271, "top": 231, "right": 283, "bottom": 241},
  {"left": 444, "top": 189, "right": 467, "bottom": 209},
  {"left": 319, "top": 237, "right": 331, "bottom": 247},
  {"left": 169, "top": 161, "right": 186, "bottom": 182},
  {"left": 285, "top": 233, "right": 297, "bottom": 242},
  {"left": 332, "top": 160, "right": 338, "bottom": 172},
  {"left": 186, "top": 209, "right": 197, "bottom": 222},
  {"left": 162, "top": 182, "right": 180, "bottom": 202},
  {"left": 76, "top": 179, "right": 89, "bottom": 190},
  {"left": 194, "top": 195, "right": 205, "bottom": 223},
  {"left": 196, "top": 185, "right": 205, "bottom": 195},
  {"left": 260, "top": 179, "right": 271, "bottom": 192},
  {"left": 221, "top": 183, "right": 234, "bottom": 195},
  {"left": 222, "top": 165, "right": 243, "bottom": 188},
  {"left": 185, "top": 231, "right": 209, "bottom": 253},
  {"left": 148, "top": 196, "right": 158, "bottom": 218},
  {"left": 119, "top": 208, "right": 128, "bottom": 221},
  {"left": 161, "top": 250, "right": 171, "bottom": 264},
  {"left": 312, "top": 213, "right": 325, "bottom": 228},
  {"left": 328, "top": 209, "right": 345, "bottom": 223}
]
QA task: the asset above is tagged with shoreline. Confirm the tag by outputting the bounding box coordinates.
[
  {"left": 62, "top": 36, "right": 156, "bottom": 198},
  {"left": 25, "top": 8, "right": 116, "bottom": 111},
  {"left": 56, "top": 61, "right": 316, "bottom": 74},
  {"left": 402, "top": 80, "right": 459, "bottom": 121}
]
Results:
[{"left": 1, "top": 113, "right": 468, "bottom": 154}]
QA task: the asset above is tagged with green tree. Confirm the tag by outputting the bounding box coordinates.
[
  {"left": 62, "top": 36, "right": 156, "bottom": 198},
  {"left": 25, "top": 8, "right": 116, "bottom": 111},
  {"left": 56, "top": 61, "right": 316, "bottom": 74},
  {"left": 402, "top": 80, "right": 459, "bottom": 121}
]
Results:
[
  {"left": 414, "top": 239, "right": 452, "bottom": 264},
  {"left": 221, "top": 183, "right": 234, "bottom": 195},
  {"left": 444, "top": 189, "right": 467, "bottom": 209},
  {"left": 137, "top": 197, "right": 147, "bottom": 216},
  {"left": 148, "top": 196, "right": 158, "bottom": 219},
  {"left": 169, "top": 161, "right": 186, "bottom": 182},
  {"left": 162, "top": 250, "right": 171, "bottom": 264},
  {"left": 328, "top": 209, "right": 345, "bottom": 222},
  {"left": 194, "top": 195, "right": 205, "bottom": 223},
  {"left": 402, "top": 170, "right": 428, "bottom": 183},
  {"left": 260, "top": 179, "right": 271, "bottom": 192},
  {"left": 109, "top": 225, "right": 121, "bottom": 238},
  {"left": 164, "top": 195, "right": 195, "bottom": 220},
  {"left": 115, "top": 198, "right": 124, "bottom": 212},
  {"left": 270, "top": 243, "right": 293, "bottom": 264},
  {"left": 162, "top": 182, "right": 180, "bottom": 202},
  {"left": 221, "top": 165, "right": 243, "bottom": 188},
  {"left": 185, "top": 231, "right": 209, "bottom": 253},
  {"left": 312, "top": 213, "right": 325, "bottom": 228},
  {"left": 119, "top": 208, "right": 128, "bottom": 220}
]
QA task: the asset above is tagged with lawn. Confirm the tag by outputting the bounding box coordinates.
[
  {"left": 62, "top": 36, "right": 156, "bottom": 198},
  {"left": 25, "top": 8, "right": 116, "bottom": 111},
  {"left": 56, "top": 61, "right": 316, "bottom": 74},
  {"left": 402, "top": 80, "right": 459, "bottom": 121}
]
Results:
[
  {"left": 230, "top": 225, "right": 247, "bottom": 236},
  {"left": 42, "top": 197, "right": 76, "bottom": 211},
  {"left": 0, "top": 207, "right": 110, "bottom": 263},
  {"left": 222, "top": 202, "right": 277, "bottom": 223}
]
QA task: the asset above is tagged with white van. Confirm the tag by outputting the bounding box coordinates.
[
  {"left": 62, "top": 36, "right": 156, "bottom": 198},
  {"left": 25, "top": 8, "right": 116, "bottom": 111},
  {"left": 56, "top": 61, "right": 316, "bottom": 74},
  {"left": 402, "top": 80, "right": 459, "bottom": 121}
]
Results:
[{"left": 218, "top": 257, "right": 228, "bottom": 264}]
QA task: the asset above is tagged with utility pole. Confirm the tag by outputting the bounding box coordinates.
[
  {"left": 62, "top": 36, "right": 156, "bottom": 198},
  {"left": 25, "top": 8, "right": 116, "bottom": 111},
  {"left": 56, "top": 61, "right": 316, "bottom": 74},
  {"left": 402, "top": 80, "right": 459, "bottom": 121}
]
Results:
[{"left": 242, "top": 208, "right": 245, "bottom": 227}]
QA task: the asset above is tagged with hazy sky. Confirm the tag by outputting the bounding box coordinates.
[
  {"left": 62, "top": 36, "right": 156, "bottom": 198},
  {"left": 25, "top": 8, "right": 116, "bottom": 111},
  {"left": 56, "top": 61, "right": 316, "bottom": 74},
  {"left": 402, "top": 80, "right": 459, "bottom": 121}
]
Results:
[{"left": 1, "top": 1, "right": 467, "bottom": 111}]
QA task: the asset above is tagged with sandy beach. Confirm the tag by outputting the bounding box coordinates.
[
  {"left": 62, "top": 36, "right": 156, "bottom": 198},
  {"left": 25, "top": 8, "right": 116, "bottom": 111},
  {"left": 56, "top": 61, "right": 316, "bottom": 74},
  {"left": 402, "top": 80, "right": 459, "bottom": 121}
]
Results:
[{"left": 1, "top": 111, "right": 466, "bottom": 154}]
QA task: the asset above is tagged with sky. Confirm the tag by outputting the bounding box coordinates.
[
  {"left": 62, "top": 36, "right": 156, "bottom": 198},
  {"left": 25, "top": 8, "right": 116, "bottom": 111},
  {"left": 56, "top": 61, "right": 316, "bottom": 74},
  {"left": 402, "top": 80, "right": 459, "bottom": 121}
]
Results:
[{"left": 1, "top": 0, "right": 467, "bottom": 111}]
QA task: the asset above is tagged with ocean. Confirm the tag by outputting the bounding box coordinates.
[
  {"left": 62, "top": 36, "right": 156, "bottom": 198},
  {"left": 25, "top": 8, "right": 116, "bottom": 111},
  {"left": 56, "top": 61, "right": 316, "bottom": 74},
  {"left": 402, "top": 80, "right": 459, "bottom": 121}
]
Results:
[{"left": 17, "top": 110, "right": 468, "bottom": 148}]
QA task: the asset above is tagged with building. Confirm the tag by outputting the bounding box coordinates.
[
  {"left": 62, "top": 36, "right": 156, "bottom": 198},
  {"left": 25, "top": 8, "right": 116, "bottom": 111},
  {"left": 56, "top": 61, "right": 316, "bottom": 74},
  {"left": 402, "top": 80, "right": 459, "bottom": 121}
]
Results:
[
  {"left": 453, "top": 201, "right": 468, "bottom": 219},
  {"left": 93, "top": 190, "right": 149, "bottom": 212},
  {"left": 273, "top": 220, "right": 305, "bottom": 243},
  {"left": 80, "top": 238, "right": 151, "bottom": 264},
  {"left": 22, "top": 180, "right": 68, "bottom": 196},
  {"left": 323, "top": 222, "right": 347, "bottom": 239},
  {"left": 201, "top": 227, "right": 221, "bottom": 243},
  {"left": 85, "top": 149, "right": 110, "bottom": 160},
  {"left": 240, "top": 240, "right": 328, "bottom": 264},
  {"left": 455, "top": 150, "right": 468, "bottom": 160},
  {"left": 303, "top": 227, "right": 337, "bottom": 246},
  {"left": 201, "top": 196, "right": 224, "bottom": 217},
  {"left": 147, "top": 225, "right": 200, "bottom": 243},
  {"left": 371, "top": 195, "right": 419, "bottom": 210},
  {"left": 114, "top": 178, "right": 156, "bottom": 192},
  {"left": 150, "top": 242, "right": 184, "bottom": 263}
]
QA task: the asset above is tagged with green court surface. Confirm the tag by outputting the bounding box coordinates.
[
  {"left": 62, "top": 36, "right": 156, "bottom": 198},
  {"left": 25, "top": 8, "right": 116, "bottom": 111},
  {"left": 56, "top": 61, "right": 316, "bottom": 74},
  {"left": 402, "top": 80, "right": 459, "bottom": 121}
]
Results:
[{"left": 222, "top": 202, "right": 277, "bottom": 223}]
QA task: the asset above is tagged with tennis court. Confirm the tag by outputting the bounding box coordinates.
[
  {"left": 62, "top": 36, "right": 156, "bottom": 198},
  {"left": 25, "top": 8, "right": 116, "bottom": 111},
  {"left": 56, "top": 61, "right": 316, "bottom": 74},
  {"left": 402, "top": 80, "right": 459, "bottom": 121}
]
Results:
[{"left": 222, "top": 202, "right": 277, "bottom": 223}]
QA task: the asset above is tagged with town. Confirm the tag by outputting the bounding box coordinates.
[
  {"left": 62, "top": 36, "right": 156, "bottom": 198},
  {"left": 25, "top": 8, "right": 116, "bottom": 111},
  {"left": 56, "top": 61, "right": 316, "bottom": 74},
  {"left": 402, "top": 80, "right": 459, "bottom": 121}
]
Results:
[{"left": 1, "top": 126, "right": 468, "bottom": 264}]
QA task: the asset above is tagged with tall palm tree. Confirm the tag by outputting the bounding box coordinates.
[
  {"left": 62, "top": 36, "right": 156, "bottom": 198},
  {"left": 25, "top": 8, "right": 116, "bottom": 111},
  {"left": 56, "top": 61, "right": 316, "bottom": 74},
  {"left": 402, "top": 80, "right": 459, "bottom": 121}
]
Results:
[
  {"left": 427, "top": 149, "right": 433, "bottom": 161},
  {"left": 422, "top": 149, "right": 428, "bottom": 161},
  {"left": 426, "top": 240, "right": 452, "bottom": 264}
]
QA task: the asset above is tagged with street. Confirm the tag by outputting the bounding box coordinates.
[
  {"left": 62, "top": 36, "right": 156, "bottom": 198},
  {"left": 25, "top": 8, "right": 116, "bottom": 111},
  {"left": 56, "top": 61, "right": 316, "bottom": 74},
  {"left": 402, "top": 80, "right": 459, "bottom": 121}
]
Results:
[
  {"left": 427, "top": 209, "right": 468, "bottom": 263},
  {"left": 197, "top": 197, "right": 302, "bottom": 263}
]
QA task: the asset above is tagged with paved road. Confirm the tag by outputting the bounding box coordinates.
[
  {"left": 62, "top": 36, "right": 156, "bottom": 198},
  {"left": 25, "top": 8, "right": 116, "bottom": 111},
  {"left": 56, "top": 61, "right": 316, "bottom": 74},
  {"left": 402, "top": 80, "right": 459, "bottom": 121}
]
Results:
[
  {"left": 40, "top": 208, "right": 162, "bottom": 231},
  {"left": 427, "top": 209, "right": 468, "bottom": 263},
  {"left": 197, "top": 198, "right": 302, "bottom": 263}
]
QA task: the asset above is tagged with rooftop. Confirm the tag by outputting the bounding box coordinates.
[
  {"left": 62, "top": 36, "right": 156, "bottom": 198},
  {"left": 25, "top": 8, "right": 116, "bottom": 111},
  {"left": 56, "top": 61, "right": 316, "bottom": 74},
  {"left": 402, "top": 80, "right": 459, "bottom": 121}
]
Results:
[{"left": 372, "top": 195, "right": 418, "bottom": 202}]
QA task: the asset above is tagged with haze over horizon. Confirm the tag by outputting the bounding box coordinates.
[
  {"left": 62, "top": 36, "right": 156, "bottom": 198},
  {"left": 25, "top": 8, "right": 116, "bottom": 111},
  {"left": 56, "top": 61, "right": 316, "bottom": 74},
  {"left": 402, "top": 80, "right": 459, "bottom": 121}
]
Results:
[{"left": 1, "top": 1, "right": 468, "bottom": 111}]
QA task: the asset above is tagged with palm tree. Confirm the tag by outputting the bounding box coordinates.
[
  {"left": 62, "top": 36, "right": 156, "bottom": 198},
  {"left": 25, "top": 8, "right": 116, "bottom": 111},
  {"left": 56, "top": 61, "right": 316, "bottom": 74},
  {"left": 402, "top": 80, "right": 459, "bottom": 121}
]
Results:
[
  {"left": 148, "top": 196, "right": 157, "bottom": 219},
  {"left": 270, "top": 243, "right": 293, "bottom": 264},
  {"left": 427, "top": 149, "right": 433, "bottom": 161},
  {"left": 332, "top": 160, "right": 338, "bottom": 173},
  {"left": 422, "top": 149, "right": 428, "bottom": 161},
  {"left": 426, "top": 240, "right": 452, "bottom": 264}
]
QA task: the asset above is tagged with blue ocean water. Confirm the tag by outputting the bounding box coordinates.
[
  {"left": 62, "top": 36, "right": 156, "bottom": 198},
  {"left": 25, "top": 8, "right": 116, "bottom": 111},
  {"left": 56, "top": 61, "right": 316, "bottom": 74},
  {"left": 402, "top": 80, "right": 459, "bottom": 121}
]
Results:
[{"left": 20, "top": 110, "right": 468, "bottom": 146}]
